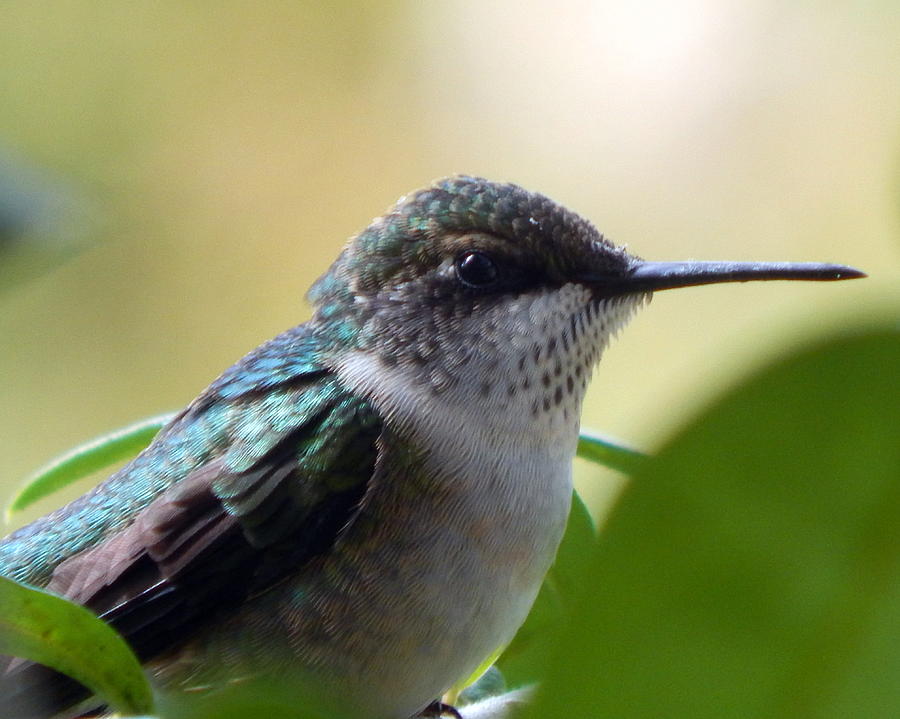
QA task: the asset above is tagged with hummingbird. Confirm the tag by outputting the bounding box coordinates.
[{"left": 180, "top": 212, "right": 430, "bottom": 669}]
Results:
[{"left": 0, "top": 176, "right": 864, "bottom": 718}]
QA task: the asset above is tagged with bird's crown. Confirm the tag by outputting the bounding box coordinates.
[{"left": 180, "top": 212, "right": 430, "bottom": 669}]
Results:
[{"left": 307, "top": 175, "right": 632, "bottom": 314}]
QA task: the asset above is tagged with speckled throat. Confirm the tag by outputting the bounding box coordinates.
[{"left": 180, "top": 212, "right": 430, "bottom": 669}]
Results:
[{"left": 338, "top": 283, "right": 647, "bottom": 445}]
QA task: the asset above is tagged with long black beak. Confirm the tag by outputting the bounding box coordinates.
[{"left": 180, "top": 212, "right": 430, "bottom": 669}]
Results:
[{"left": 598, "top": 260, "right": 866, "bottom": 294}]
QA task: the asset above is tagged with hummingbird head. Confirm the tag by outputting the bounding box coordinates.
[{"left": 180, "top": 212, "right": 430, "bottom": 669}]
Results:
[
  {"left": 309, "top": 176, "right": 641, "bottom": 418},
  {"left": 311, "top": 176, "right": 863, "bottom": 437}
]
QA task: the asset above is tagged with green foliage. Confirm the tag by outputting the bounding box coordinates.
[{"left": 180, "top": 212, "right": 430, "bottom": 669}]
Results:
[
  {"left": 0, "top": 576, "right": 154, "bottom": 716},
  {"left": 576, "top": 431, "right": 646, "bottom": 474},
  {"left": 527, "top": 325, "right": 900, "bottom": 718}
]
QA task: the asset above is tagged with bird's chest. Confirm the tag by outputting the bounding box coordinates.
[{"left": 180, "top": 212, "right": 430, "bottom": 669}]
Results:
[
  {"left": 311, "top": 408, "right": 573, "bottom": 714},
  {"left": 383, "top": 426, "right": 571, "bottom": 598},
  {"left": 338, "top": 352, "right": 580, "bottom": 632},
  {"left": 338, "top": 416, "right": 574, "bottom": 607},
  {"left": 315, "top": 352, "right": 579, "bottom": 714}
]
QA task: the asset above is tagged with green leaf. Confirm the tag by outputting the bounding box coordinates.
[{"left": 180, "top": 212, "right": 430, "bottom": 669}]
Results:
[
  {"left": 576, "top": 430, "right": 646, "bottom": 473},
  {"left": 497, "top": 489, "right": 597, "bottom": 687},
  {"left": 0, "top": 575, "right": 154, "bottom": 716},
  {"left": 5, "top": 413, "right": 175, "bottom": 521},
  {"left": 527, "top": 325, "right": 900, "bottom": 718}
]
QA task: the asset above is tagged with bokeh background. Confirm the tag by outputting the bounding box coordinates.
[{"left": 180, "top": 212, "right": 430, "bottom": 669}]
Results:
[{"left": 1, "top": 1, "right": 898, "bottom": 526}]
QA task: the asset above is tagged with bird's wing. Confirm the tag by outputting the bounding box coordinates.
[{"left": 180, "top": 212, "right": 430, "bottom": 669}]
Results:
[
  {"left": 50, "top": 376, "right": 381, "bottom": 655},
  {"left": 1, "top": 324, "right": 383, "bottom": 716}
]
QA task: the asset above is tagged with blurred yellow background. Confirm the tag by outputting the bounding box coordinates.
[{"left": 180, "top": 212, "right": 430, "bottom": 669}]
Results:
[{"left": 1, "top": 1, "right": 898, "bottom": 525}]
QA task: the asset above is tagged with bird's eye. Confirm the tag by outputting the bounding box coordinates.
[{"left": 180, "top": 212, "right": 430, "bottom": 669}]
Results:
[{"left": 455, "top": 251, "right": 499, "bottom": 288}]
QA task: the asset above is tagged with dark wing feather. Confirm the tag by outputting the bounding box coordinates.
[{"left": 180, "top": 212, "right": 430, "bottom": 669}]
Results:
[{"left": 0, "top": 328, "right": 382, "bottom": 718}]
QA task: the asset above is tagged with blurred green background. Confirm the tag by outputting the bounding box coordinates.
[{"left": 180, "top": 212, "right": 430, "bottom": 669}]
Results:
[{"left": 1, "top": 1, "right": 898, "bottom": 526}]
